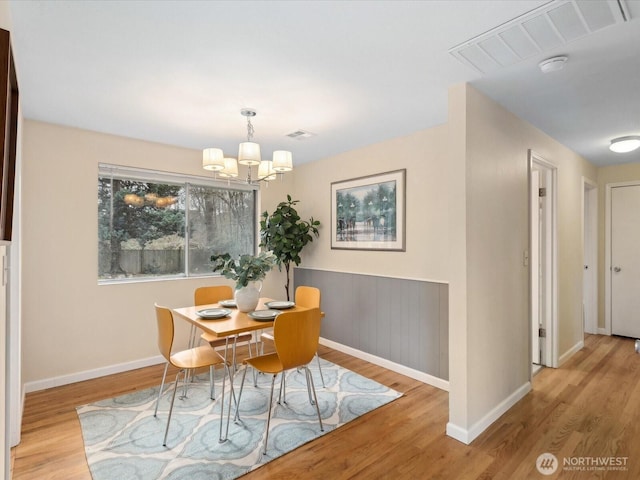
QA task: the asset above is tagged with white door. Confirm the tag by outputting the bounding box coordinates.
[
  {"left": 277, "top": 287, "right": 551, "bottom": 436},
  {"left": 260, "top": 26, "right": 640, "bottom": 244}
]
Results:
[
  {"left": 611, "top": 185, "right": 640, "bottom": 338},
  {"left": 531, "top": 170, "right": 540, "bottom": 364}
]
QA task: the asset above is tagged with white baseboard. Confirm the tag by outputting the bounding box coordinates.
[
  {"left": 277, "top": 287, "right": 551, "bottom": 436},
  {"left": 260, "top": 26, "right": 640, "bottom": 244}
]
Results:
[
  {"left": 24, "top": 355, "right": 165, "bottom": 393},
  {"left": 446, "top": 381, "right": 531, "bottom": 445},
  {"left": 558, "top": 340, "right": 584, "bottom": 367},
  {"left": 319, "top": 337, "right": 449, "bottom": 392},
  {"left": 24, "top": 338, "right": 450, "bottom": 394},
  {"left": 597, "top": 328, "right": 609, "bottom": 335},
  {"left": 446, "top": 422, "right": 469, "bottom": 444}
]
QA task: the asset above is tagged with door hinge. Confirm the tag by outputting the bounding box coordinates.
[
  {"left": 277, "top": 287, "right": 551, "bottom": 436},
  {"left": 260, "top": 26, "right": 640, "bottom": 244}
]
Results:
[
  {"left": 539, "top": 187, "right": 547, "bottom": 197},
  {"left": 539, "top": 327, "right": 547, "bottom": 338}
]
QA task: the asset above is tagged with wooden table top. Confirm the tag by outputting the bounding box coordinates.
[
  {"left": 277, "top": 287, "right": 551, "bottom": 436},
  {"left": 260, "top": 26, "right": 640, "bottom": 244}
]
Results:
[{"left": 172, "top": 297, "right": 310, "bottom": 338}]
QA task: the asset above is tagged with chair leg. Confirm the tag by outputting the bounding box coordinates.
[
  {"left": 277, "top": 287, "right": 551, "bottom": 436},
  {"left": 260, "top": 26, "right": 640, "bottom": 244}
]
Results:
[
  {"left": 234, "top": 364, "right": 249, "bottom": 423},
  {"left": 262, "top": 373, "right": 277, "bottom": 456},
  {"left": 209, "top": 365, "right": 215, "bottom": 400},
  {"left": 277, "top": 372, "right": 285, "bottom": 404},
  {"left": 154, "top": 362, "right": 169, "bottom": 417},
  {"left": 305, "top": 372, "right": 315, "bottom": 406},
  {"left": 231, "top": 337, "right": 238, "bottom": 374},
  {"left": 163, "top": 369, "right": 183, "bottom": 447},
  {"left": 316, "top": 352, "right": 326, "bottom": 387},
  {"left": 304, "top": 366, "right": 324, "bottom": 432},
  {"left": 221, "top": 361, "right": 236, "bottom": 443},
  {"left": 278, "top": 373, "right": 287, "bottom": 404}
]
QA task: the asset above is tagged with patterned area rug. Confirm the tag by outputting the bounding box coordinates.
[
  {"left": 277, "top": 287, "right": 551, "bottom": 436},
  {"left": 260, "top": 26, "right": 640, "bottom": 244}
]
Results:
[{"left": 77, "top": 359, "right": 402, "bottom": 479}]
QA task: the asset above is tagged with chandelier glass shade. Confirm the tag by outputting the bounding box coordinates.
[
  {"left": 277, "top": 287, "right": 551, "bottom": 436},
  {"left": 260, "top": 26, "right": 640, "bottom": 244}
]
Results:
[
  {"left": 238, "top": 142, "right": 261, "bottom": 166},
  {"left": 202, "top": 148, "right": 224, "bottom": 171},
  {"left": 258, "top": 160, "right": 276, "bottom": 181},
  {"left": 272, "top": 150, "right": 293, "bottom": 172},
  {"left": 202, "top": 109, "right": 293, "bottom": 183},
  {"left": 217, "top": 157, "right": 239, "bottom": 178}
]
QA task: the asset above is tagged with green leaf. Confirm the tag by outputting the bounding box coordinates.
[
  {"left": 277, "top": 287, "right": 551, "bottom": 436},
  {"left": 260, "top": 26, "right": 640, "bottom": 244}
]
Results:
[{"left": 259, "top": 197, "right": 321, "bottom": 298}]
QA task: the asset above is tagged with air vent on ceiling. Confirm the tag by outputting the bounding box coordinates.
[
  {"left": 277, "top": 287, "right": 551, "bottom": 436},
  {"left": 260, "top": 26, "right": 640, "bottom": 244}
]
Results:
[
  {"left": 449, "top": 0, "right": 631, "bottom": 74},
  {"left": 286, "top": 129, "right": 315, "bottom": 139}
]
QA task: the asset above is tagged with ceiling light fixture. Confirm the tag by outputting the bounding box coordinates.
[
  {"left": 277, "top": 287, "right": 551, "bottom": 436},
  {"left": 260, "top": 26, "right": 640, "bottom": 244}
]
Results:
[
  {"left": 609, "top": 135, "right": 640, "bottom": 153},
  {"left": 538, "top": 55, "right": 568, "bottom": 73},
  {"left": 202, "top": 109, "right": 293, "bottom": 183}
]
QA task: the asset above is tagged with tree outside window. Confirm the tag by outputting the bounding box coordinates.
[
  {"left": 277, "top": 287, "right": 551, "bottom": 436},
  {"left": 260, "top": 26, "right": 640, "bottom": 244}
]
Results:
[{"left": 98, "top": 166, "right": 256, "bottom": 281}]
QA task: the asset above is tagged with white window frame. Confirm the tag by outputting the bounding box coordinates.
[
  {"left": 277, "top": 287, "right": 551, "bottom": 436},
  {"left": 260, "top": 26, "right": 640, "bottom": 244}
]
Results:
[{"left": 98, "top": 163, "right": 259, "bottom": 285}]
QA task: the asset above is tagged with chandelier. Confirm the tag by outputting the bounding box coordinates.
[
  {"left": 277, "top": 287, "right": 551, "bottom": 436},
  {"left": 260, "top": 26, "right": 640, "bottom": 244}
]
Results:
[{"left": 202, "top": 109, "right": 293, "bottom": 183}]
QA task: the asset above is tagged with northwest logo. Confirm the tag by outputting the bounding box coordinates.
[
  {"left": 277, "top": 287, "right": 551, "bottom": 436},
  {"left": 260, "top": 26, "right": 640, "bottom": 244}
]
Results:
[{"left": 536, "top": 453, "right": 559, "bottom": 475}]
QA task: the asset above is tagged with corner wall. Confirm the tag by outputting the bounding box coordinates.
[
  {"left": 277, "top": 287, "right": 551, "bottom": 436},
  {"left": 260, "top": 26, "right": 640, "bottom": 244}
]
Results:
[{"left": 449, "top": 84, "right": 596, "bottom": 441}]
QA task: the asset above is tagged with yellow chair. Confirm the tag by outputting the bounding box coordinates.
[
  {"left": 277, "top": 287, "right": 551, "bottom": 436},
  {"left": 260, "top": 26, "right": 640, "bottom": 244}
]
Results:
[
  {"left": 235, "top": 308, "right": 324, "bottom": 456},
  {"left": 195, "top": 285, "right": 254, "bottom": 370},
  {"left": 260, "top": 286, "right": 325, "bottom": 386},
  {"left": 153, "top": 304, "right": 232, "bottom": 446}
]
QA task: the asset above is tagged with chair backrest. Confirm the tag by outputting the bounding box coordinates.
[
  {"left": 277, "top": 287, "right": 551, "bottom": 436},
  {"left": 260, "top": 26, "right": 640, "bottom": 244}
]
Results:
[
  {"left": 194, "top": 285, "right": 233, "bottom": 306},
  {"left": 295, "top": 286, "right": 321, "bottom": 309},
  {"left": 154, "top": 304, "right": 175, "bottom": 362},
  {"left": 273, "top": 308, "right": 321, "bottom": 370}
]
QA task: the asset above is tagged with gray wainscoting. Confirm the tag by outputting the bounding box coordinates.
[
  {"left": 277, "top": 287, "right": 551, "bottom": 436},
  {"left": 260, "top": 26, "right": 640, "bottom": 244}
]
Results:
[{"left": 294, "top": 267, "right": 448, "bottom": 381}]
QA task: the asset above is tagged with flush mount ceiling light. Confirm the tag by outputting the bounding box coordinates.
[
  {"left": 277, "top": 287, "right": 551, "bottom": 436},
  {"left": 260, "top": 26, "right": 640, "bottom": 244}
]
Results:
[
  {"left": 538, "top": 55, "right": 568, "bottom": 73},
  {"left": 202, "top": 109, "right": 293, "bottom": 183},
  {"left": 609, "top": 135, "right": 640, "bottom": 153}
]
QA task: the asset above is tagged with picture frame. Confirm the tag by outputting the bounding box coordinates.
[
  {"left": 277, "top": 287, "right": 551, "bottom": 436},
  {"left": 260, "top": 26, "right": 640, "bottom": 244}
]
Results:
[{"left": 331, "top": 169, "right": 406, "bottom": 251}]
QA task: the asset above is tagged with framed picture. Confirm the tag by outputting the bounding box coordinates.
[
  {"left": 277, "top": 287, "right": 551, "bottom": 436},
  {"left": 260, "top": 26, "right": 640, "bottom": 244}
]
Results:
[{"left": 331, "top": 169, "right": 406, "bottom": 251}]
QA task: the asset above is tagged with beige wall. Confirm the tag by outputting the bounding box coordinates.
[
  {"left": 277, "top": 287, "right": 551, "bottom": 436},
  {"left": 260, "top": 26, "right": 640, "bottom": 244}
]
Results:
[
  {"left": 596, "top": 162, "right": 640, "bottom": 329},
  {"left": 21, "top": 120, "right": 288, "bottom": 384},
  {"left": 462, "top": 84, "right": 530, "bottom": 427},
  {"left": 0, "top": 1, "right": 10, "bottom": 30},
  {"left": 285, "top": 125, "right": 451, "bottom": 282}
]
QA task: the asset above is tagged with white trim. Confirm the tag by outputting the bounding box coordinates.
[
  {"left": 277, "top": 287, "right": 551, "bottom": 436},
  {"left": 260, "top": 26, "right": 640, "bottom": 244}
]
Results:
[
  {"left": 445, "top": 422, "right": 470, "bottom": 444},
  {"left": 295, "top": 266, "right": 449, "bottom": 286},
  {"left": 446, "top": 381, "right": 531, "bottom": 445},
  {"left": 558, "top": 340, "right": 584, "bottom": 367},
  {"left": 581, "top": 177, "right": 598, "bottom": 335},
  {"left": 319, "top": 337, "right": 449, "bottom": 391},
  {"left": 23, "top": 336, "right": 450, "bottom": 395},
  {"left": 98, "top": 163, "right": 258, "bottom": 191},
  {"left": 529, "top": 150, "right": 559, "bottom": 368},
  {"left": 23, "top": 355, "right": 165, "bottom": 393},
  {"left": 604, "top": 180, "right": 640, "bottom": 337},
  {"left": 597, "top": 327, "right": 608, "bottom": 336}
]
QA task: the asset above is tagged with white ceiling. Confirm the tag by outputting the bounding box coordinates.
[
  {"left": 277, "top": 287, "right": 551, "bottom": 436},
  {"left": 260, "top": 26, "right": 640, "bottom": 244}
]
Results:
[{"left": 8, "top": 0, "right": 640, "bottom": 167}]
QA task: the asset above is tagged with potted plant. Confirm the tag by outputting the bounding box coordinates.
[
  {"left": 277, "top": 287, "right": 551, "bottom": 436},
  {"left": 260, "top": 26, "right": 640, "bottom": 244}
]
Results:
[
  {"left": 260, "top": 195, "right": 320, "bottom": 301},
  {"left": 211, "top": 250, "right": 277, "bottom": 312}
]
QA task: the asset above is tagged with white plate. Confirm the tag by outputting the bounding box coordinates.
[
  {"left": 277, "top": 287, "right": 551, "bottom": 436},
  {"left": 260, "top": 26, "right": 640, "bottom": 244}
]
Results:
[
  {"left": 248, "top": 309, "right": 280, "bottom": 321},
  {"left": 218, "top": 299, "right": 237, "bottom": 308},
  {"left": 197, "top": 308, "right": 232, "bottom": 319},
  {"left": 265, "top": 300, "right": 295, "bottom": 310}
]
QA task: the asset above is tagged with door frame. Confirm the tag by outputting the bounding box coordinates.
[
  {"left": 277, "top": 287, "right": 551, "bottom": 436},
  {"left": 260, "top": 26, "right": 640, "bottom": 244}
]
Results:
[
  {"left": 605, "top": 180, "right": 640, "bottom": 336},
  {"left": 529, "top": 150, "right": 558, "bottom": 369},
  {"left": 582, "top": 178, "right": 597, "bottom": 335}
]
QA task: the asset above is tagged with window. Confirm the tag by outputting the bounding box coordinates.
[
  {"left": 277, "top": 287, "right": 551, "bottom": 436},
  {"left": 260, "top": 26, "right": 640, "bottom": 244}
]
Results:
[{"left": 98, "top": 164, "right": 257, "bottom": 282}]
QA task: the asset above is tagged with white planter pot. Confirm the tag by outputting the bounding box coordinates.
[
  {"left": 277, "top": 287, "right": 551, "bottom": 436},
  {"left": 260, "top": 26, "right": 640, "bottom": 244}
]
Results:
[{"left": 234, "top": 281, "right": 262, "bottom": 312}]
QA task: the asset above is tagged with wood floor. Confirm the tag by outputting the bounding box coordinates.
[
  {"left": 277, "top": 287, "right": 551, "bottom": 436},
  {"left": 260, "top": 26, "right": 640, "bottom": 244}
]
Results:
[{"left": 11, "top": 334, "right": 640, "bottom": 479}]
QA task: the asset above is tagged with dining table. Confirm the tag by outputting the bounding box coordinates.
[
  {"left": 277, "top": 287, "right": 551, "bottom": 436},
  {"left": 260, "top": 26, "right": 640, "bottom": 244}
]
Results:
[{"left": 171, "top": 297, "right": 311, "bottom": 442}]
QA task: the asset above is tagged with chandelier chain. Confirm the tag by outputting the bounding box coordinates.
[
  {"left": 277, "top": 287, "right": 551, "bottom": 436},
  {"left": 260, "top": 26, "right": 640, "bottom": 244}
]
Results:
[{"left": 246, "top": 117, "right": 254, "bottom": 142}]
